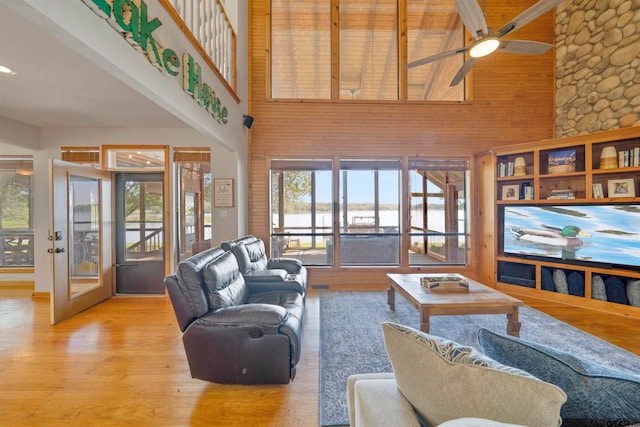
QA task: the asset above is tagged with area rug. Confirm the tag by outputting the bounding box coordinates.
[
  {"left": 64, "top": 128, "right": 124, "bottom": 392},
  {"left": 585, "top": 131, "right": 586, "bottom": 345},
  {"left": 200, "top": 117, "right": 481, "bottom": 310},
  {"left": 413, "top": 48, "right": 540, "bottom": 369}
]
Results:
[{"left": 319, "top": 291, "right": 640, "bottom": 427}]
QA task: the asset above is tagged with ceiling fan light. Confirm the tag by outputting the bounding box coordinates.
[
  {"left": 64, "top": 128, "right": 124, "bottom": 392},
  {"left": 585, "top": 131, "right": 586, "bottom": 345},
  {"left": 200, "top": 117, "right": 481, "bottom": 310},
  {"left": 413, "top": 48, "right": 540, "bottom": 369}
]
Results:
[{"left": 469, "top": 38, "right": 500, "bottom": 58}]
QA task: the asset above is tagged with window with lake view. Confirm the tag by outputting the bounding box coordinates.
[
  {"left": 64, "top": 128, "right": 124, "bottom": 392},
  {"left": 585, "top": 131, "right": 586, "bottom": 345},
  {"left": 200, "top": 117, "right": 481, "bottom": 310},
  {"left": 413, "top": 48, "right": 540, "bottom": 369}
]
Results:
[{"left": 270, "top": 157, "right": 469, "bottom": 267}]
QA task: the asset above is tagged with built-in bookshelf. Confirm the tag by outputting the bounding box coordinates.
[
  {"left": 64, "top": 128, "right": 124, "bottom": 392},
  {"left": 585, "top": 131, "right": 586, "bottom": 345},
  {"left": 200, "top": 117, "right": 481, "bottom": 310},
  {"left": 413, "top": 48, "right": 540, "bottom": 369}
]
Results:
[{"left": 487, "top": 128, "right": 640, "bottom": 318}]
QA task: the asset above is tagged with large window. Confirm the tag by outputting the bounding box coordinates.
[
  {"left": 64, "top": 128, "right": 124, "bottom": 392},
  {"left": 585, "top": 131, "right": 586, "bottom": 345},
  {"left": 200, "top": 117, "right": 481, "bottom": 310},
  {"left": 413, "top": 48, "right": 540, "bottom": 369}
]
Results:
[
  {"left": 0, "top": 157, "right": 33, "bottom": 267},
  {"left": 271, "top": 159, "right": 333, "bottom": 266},
  {"left": 271, "top": 0, "right": 332, "bottom": 99},
  {"left": 408, "top": 158, "right": 468, "bottom": 265},
  {"left": 339, "top": 159, "right": 400, "bottom": 265},
  {"left": 339, "top": 0, "right": 398, "bottom": 100},
  {"left": 269, "top": 156, "right": 469, "bottom": 267},
  {"left": 270, "top": 0, "right": 465, "bottom": 101}
]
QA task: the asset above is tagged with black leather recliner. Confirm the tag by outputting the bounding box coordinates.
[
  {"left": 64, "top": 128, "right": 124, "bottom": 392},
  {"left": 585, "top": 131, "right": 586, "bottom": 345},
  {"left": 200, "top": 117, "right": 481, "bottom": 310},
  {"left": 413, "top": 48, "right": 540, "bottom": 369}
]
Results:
[
  {"left": 165, "top": 247, "right": 304, "bottom": 384},
  {"left": 222, "top": 235, "right": 308, "bottom": 296}
]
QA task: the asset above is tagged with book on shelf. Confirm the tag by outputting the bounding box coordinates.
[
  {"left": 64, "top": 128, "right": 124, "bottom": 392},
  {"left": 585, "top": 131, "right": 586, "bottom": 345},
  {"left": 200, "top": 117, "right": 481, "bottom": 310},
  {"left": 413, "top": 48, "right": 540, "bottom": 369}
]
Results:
[
  {"left": 592, "top": 183, "right": 604, "bottom": 199},
  {"left": 520, "top": 182, "right": 534, "bottom": 200},
  {"left": 497, "top": 161, "right": 515, "bottom": 177},
  {"left": 547, "top": 189, "right": 575, "bottom": 199},
  {"left": 617, "top": 148, "right": 640, "bottom": 168}
]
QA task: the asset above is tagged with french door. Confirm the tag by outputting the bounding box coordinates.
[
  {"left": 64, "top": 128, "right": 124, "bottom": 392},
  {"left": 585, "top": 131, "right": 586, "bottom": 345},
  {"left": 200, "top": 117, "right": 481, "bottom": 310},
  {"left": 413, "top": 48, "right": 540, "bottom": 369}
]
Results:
[{"left": 51, "top": 160, "right": 113, "bottom": 325}]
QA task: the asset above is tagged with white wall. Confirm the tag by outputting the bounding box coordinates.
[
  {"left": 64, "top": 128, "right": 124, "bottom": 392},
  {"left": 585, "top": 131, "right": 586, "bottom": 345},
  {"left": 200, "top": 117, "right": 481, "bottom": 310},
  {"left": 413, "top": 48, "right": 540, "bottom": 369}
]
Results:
[{"left": 0, "top": 0, "right": 252, "bottom": 292}]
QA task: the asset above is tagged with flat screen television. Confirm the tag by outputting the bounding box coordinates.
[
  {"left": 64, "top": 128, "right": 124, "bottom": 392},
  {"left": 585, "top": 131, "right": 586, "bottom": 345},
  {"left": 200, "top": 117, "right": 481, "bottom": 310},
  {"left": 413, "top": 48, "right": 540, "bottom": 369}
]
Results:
[{"left": 500, "top": 204, "right": 640, "bottom": 271}]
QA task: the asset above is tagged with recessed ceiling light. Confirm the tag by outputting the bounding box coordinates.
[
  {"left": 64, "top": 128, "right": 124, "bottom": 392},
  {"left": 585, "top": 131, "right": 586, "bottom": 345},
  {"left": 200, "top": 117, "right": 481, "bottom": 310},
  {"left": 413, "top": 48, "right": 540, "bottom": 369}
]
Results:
[{"left": 0, "top": 64, "right": 16, "bottom": 74}]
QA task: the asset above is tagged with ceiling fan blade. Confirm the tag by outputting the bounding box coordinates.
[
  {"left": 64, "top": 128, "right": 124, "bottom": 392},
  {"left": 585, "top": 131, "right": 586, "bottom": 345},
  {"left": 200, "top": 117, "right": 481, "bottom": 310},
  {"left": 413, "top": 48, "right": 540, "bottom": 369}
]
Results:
[
  {"left": 450, "top": 58, "right": 476, "bottom": 87},
  {"left": 497, "top": 0, "right": 564, "bottom": 37},
  {"left": 499, "top": 40, "right": 553, "bottom": 55},
  {"left": 406, "top": 47, "right": 468, "bottom": 69},
  {"left": 455, "top": 0, "right": 488, "bottom": 38}
]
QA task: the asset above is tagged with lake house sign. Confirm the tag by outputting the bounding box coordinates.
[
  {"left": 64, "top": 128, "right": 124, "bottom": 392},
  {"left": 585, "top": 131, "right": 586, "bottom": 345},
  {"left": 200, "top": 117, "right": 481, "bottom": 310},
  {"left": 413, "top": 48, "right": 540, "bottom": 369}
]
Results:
[{"left": 82, "top": 0, "right": 229, "bottom": 124}]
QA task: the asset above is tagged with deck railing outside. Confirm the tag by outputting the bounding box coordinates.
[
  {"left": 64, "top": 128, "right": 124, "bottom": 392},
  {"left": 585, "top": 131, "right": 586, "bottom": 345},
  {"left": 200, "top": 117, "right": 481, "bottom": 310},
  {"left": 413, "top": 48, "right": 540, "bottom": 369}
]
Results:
[{"left": 166, "top": 0, "right": 236, "bottom": 91}]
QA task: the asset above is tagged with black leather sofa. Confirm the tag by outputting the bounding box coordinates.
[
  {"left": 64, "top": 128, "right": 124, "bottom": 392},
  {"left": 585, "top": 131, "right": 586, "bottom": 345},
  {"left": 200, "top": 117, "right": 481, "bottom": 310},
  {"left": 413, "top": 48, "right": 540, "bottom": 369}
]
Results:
[
  {"left": 221, "top": 235, "right": 308, "bottom": 296},
  {"left": 165, "top": 239, "right": 305, "bottom": 384}
]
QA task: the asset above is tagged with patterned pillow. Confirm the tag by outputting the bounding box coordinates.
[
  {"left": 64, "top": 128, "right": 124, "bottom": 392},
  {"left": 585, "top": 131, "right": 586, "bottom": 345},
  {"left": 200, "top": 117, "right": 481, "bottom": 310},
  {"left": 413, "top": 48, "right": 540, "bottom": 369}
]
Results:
[
  {"left": 478, "top": 328, "right": 640, "bottom": 426},
  {"left": 381, "top": 322, "right": 566, "bottom": 427}
]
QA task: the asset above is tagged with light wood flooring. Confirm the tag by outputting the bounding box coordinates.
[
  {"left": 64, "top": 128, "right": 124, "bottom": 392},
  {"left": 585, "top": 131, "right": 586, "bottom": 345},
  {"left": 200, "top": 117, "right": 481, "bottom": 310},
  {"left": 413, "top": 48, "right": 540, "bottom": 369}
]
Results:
[{"left": 0, "top": 285, "right": 638, "bottom": 426}]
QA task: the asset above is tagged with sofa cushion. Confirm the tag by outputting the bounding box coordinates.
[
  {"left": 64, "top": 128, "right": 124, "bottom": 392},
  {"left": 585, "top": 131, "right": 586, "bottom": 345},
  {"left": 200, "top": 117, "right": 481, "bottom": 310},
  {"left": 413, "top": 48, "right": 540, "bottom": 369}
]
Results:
[
  {"left": 231, "top": 239, "right": 269, "bottom": 274},
  {"left": 220, "top": 235, "right": 257, "bottom": 251},
  {"left": 176, "top": 247, "right": 226, "bottom": 316},
  {"left": 478, "top": 328, "right": 640, "bottom": 426},
  {"left": 381, "top": 322, "right": 566, "bottom": 427},
  {"left": 203, "top": 251, "right": 249, "bottom": 310}
]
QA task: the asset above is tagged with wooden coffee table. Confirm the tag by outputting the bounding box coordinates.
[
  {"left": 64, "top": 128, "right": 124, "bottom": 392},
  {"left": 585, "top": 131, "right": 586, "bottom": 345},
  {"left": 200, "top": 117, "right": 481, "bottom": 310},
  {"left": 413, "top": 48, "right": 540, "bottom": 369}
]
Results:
[{"left": 387, "top": 273, "right": 524, "bottom": 337}]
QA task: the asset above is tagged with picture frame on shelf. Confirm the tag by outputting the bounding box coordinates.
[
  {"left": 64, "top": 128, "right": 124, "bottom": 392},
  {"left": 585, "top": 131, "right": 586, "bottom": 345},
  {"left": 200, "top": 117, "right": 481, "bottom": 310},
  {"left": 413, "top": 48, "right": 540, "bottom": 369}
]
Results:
[
  {"left": 547, "top": 148, "right": 576, "bottom": 174},
  {"left": 502, "top": 184, "right": 520, "bottom": 201},
  {"left": 607, "top": 178, "right": 636, "bottom": 198}
]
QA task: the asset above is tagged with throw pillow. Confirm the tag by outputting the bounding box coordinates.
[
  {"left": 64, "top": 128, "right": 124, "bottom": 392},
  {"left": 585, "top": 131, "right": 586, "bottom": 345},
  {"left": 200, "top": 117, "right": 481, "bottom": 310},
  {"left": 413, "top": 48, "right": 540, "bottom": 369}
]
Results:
[
  {"left": 591, "top": 275, "right": 607, "bottom": 301},
  {"left": 541, "top": 267, "right": 555, "bottom": 292},
  {"left": 381, "top": 322, "right": 566, "bottom": 427},
  {"left": 437, "top": 419, "right": 525, "bottom": 427},
  {"left": 567, "top": 271, "right": 585, "bottom": 297},
  {"left": 553, "top": 269, "right": 569, "bottom": 294},
  {"left": 627, "top": 279, "right": 640, "bottom": 307},
  {"left": 478, "top": 328, "right": 640, "bottom": 426},
  {"left": 605, "top": 276, "right": 629, "bottom": 305}
]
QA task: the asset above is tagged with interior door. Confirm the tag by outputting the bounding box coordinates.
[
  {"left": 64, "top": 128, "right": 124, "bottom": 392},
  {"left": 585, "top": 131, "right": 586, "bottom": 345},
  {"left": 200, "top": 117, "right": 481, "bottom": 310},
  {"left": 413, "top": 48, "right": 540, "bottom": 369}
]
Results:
[
  {"left": 114, "top": 173, "right": 165, "bottom": 294},
  {"left": 51, "top": 160, "right": 113, "bottom": 325}
]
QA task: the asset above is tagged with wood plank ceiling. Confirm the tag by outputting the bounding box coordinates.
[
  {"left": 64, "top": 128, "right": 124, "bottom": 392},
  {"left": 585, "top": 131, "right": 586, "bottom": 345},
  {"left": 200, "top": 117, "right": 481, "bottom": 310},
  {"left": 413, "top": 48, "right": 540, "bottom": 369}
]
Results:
[{"left": 270, "top": 0, "right": 466, "bottom": 101}]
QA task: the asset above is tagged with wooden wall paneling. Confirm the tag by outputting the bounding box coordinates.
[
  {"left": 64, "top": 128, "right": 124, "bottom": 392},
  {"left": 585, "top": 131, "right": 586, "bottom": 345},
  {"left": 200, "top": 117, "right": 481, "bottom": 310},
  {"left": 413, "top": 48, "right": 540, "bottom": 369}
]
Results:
[{"left": 250, "top": 0, "right": 557, "bottom": 287}]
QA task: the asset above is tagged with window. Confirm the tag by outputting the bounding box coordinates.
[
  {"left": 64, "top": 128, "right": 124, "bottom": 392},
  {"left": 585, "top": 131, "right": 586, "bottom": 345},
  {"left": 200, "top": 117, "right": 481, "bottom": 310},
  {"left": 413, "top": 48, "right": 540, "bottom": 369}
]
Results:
[
  {"left": 407, "top": 0, "right": 464, "bottom": 100},
  {"left": 269, "top": 156, "right": 469, "bottom": 267},
  {"left": 270, "top": 0, "right": 465, "bottom": 101},
  {"left": 0, "top": 157, "right": 33, "bottom": 267},
  {"left": 173, "top": 148, "right": 212, "bottom": 261},
  {"left": 271, "top": 0, "right": 332, "bottom": 99},
  {"left": 408, "top": 158, "right": 468, "bottom": 265},
  {"left": 339, "top": 159, "right": 400, "bottom": 265},
  {"left": 339, "top": 0, "right": 398, "bottom": 100},
  {"left": 104, "top": 147, "right": 166, "bottom": 171},
  {"left": 270, "top": 159, "right": 333, "bottom": 265}
]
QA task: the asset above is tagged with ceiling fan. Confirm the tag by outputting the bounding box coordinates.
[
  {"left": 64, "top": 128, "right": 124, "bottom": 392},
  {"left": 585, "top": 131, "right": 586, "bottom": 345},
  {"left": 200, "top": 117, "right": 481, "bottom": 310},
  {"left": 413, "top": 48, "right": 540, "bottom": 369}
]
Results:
[{"left": 406, "top": 0, "right": 564, "bottom": 86}]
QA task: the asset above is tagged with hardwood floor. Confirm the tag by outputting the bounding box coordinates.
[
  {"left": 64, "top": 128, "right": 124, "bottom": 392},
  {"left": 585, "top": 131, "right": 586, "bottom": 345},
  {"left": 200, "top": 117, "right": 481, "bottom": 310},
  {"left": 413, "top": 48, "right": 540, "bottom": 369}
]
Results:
[{"left": 0, "top": 286, "right": 638, "bottom": 426}]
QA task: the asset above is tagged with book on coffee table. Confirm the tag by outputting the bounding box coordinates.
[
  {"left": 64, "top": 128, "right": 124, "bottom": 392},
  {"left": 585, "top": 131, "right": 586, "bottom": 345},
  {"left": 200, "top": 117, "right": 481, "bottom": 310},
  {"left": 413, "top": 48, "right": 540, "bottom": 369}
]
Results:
[{"left": 420, "top": 275, "right": 469, "bottom": 292}]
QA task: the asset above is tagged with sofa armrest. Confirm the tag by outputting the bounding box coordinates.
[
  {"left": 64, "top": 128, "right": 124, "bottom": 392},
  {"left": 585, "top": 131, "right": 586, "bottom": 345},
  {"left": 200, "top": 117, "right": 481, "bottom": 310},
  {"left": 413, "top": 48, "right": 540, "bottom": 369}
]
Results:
[
  {"left": 268, "top": 257, "right": 303, "bottom": 274},
  {"left": 347, "top": 374, "right": 421, "bottom": 427},
  {"left": 197, "top": 303, "right": 288, "bottom": 331},
  {"left": 245, "top": 269, "right": 288, "bottom": 282},
  {"left": 244, "top": 269, "right": 305, "bottom": 295}
]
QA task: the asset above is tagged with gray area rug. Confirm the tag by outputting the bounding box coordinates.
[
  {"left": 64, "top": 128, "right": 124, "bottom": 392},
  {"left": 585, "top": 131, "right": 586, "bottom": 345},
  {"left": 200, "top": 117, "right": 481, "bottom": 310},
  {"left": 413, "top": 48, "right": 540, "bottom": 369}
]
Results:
[{"left": 319, "top": 291, "right": 640, "bottom": 427}]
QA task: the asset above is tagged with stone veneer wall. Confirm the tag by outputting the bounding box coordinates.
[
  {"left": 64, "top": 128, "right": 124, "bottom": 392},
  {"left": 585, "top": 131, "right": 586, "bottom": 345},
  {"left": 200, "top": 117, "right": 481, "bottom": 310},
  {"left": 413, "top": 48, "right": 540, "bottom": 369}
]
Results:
[{"left": 555, "top": 0, "right": 640, "bottom": 137}]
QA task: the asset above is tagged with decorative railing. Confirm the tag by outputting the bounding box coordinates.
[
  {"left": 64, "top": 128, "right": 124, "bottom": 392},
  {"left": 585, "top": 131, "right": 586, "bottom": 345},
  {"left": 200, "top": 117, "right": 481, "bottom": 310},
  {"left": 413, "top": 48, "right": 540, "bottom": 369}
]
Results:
[{"left": 164, "top": 0, "right": 236, "bottom": 93}]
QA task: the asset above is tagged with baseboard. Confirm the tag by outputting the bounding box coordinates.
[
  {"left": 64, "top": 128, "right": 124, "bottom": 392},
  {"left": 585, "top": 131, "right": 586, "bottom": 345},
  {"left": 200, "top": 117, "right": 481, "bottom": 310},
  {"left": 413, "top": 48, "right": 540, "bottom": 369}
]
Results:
[
  {"left": 31, "top": 291, "right": 50, "bottom": 299},
  {"left": 0, "top": 281, "right": 34, "bottom": 288}
]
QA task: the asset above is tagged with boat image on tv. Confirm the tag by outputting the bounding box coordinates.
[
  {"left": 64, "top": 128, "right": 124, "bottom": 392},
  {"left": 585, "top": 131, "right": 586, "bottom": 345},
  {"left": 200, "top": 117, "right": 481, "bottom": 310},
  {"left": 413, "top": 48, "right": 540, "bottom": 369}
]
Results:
[{"left": 501, "top": 204, "right": 640, "bottom": 269}]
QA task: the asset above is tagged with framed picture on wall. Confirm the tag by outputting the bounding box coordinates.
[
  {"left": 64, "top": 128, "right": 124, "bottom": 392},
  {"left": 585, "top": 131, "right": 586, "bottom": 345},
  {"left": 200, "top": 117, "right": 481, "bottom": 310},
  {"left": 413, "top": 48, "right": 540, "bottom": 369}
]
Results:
[
  {"left": 214, "top": 178, "right": 234, "bottom": 207},
  {"left": 502, "top": 184, "right": 520, "bottom": 201},
  {"left": 608, "top": 178, "right": 636, "bottom": 198}
]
